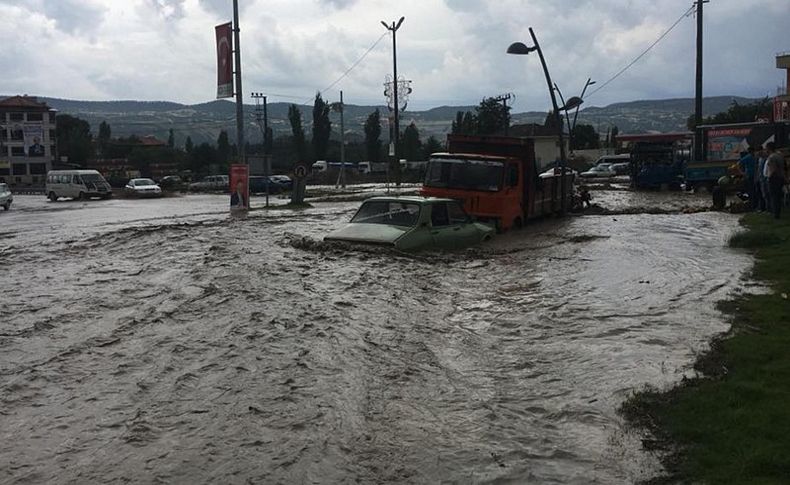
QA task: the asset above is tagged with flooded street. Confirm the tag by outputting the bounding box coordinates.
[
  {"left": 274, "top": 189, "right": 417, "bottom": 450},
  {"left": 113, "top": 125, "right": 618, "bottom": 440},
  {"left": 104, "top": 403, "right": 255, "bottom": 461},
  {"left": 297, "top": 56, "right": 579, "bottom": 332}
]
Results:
[{"left": 1, "top": 188, "right": 753, "bottom": 484}]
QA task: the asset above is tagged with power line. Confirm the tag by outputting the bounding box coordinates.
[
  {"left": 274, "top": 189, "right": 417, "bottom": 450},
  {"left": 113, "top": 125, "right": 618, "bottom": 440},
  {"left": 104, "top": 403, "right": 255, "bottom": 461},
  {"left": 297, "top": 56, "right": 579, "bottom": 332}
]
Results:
[{"left": 586, "top": 4, "right": 696, "bottom": 100}]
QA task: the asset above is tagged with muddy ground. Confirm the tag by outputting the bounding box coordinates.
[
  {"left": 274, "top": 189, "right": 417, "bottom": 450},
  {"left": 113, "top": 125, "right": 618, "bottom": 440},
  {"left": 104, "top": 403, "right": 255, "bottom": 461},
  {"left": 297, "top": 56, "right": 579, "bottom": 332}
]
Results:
[{"left": 0, "top": 186, "right": 753, "bottom": 484}]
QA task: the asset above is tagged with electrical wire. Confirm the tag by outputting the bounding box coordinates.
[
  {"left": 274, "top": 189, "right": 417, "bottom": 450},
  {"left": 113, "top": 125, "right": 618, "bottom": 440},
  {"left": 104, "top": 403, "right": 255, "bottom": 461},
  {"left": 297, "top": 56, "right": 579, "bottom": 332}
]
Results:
[{"left": 586, "top": 4, "right": 696, "bottom": 100}]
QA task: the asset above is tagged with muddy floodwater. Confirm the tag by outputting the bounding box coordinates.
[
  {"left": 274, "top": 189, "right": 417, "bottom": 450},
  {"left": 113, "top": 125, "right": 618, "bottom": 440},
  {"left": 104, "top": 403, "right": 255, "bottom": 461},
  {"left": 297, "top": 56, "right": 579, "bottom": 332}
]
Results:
[{"left": 1, "top": 188, "right": 753, "bottom": 484}]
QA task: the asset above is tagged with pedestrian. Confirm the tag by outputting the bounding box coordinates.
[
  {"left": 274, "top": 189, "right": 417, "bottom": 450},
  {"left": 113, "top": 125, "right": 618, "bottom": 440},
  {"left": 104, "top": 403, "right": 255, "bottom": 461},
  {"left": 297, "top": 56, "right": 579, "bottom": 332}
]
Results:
[
  {"left": 755, "top": 148, "right": 769, "bottom": 211},
  {"left": 738, "top": 147, "right": 756, "bottom": 209},
  {"left": 765, "top": 142, "right": 786, "bottom": 219}
]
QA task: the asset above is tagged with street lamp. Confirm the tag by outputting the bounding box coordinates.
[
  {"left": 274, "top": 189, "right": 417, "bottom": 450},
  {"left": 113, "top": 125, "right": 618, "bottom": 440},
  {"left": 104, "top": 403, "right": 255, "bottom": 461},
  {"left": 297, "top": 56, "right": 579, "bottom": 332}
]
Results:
[
  {"left": 381, "top": 16, "right": 405, "bottom": 186},
  {"left": 571, "top": 78, "right": 595, "bottom": 135},
  {"left": 507, "top": 28, "right": 569, "bottom": 213}
]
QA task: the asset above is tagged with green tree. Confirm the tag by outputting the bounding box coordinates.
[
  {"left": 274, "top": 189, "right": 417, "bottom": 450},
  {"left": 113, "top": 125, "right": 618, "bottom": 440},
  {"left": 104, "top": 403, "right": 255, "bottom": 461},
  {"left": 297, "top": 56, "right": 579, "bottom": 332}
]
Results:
[
  {"left": 288, "top": 104, "right": 306, "bottom": 160},
  {"left": 185, "top": 136, "right": 194, "bottom": 153},
  {"left": 311, "top": 93, "right": 331, "bottom": 161},
  {"left": 476, "top": 97, "right": 511, "bottom": 135},
  {"left": 570, "top": 123, "right": 600, "bottom": 150},
  {"left": 55, "top": 114, "right": 94, "bottom": 164},
  {"left": 610, "top": 125, "right": 619, "bottom": 148},
  {"left": 97, "top": 121, "right": 111, "bottom": 158},
  {"left": 190, "top": 142, "right": 218, "bottom": 175},
  {"left": 422, "top": 136, "right": 443, "bottom": 159},
  {"left": 217, "top": 130, "right": 231, "bottom": 164},
  {"left": 363, "top": 109, "right": 382, "bottom": 161},
  {"left": 167, "top": 128, "right": 175, "bottom": 148},
  {"left": 401, "top": 122, "right": 422, "bottom": 161},
  {"left": 686, "top": 97, "right": 773, "bottom": 131},
  {"left": 451, "top": 111, "right": 478, "bottom": 135}
]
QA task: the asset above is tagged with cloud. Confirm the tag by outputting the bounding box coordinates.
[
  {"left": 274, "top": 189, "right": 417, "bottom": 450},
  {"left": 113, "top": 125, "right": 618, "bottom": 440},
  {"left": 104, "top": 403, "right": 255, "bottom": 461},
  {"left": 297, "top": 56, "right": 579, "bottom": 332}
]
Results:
[{"left": 0, "top": 0, "right": 107, "bottom": 35}]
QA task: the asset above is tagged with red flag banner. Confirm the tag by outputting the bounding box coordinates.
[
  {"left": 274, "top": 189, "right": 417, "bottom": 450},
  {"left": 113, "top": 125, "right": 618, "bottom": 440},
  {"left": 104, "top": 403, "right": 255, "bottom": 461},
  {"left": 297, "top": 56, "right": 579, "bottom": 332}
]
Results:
[{"left": 216, "top": 22, "right": 233, "bottom": 99}]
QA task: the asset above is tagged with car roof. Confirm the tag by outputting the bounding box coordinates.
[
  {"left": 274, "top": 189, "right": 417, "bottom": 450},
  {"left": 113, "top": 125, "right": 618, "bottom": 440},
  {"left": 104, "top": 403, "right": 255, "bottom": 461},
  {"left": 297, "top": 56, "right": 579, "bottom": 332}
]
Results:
[{"left": 364, "top": 195, "right": 458, "bottom": 204}]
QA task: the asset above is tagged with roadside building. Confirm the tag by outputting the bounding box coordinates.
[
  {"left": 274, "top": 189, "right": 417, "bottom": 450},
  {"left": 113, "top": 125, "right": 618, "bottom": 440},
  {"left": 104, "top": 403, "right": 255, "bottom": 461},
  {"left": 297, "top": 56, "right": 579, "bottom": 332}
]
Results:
[
  {"left": 508, "top": 123, "right": 570, "bottom": 169},
  {"left": 0, "top": 95, "right": 57, "bottom": 186},
  {"left": 87, "top": 135, "right": 178, "bottom": 181}
]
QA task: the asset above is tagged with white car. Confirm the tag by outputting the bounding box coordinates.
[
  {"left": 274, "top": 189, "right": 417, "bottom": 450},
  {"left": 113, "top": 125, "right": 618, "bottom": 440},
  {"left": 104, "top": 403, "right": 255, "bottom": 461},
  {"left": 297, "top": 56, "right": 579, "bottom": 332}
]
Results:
[
  {"left": 125, "top": 178, "right": 162, "bottom": 197},
  {"left": 579, "top": 163, "right": 616, "bottom": 178},
  {"left": 0, "top": 183, "right": 12, "bottom": 211},
  {"left": 189, "top": 175, "right": 229, "bottom": 191},
  {"left": 539, "top": 167, "right": 578, "bottom": 179}
]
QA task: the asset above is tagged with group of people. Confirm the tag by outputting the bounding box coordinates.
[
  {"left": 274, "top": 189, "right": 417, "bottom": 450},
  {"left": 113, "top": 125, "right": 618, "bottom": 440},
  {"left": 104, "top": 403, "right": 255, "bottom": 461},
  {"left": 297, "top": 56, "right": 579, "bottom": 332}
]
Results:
[{"left": 738, "top": 142, "right": 787, "bottom": 219}]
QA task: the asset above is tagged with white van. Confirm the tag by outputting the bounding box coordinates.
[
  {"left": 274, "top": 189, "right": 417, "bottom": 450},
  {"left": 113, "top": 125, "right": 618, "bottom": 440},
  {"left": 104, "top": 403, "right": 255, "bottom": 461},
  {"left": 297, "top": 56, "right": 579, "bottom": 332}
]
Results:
[
  {"left": 594, "top": 154, "right": 631, "bottom": 166},
  {"left": 46, "top": 170, "right": 113, "bottom": 201}
]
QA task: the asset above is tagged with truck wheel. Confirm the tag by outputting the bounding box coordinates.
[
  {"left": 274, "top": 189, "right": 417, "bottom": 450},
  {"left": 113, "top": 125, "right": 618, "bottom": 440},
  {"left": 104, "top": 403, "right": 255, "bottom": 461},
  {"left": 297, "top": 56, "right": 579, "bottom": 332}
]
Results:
[
  {"left": 48, "top": 191, "right": 58, "bottom": 202},
  {"left": 2, "top": 202, "right": 9, "bottom": 211}
]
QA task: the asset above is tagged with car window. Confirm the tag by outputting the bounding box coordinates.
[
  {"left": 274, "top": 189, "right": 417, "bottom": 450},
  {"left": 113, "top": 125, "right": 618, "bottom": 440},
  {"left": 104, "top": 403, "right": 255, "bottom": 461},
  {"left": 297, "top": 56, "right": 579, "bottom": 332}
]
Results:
[
  {"left": 431, "top": 203, "right": 450, "bottom": 227},
  {"left": 351, "top": 201, "right": 420, "bottom": 227},
  {"left": 447, "top": 202, "right": 469, "bottom": 224}
]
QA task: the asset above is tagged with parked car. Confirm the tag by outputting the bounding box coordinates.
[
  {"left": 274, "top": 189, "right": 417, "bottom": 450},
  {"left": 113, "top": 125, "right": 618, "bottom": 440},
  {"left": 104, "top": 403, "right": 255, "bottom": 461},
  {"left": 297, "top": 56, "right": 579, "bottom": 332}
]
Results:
[
  {"left": 125, "top": 178, "right": 162, "bottom": 197},
  {"left": 579, "top": 164, "right": 616, "bottom": 178},
  {"left": 46, "top": 170, "right": 113, "bottom": 201},
  {"left": 0, "top": 183, "right": 13, "bottom": 211},
  {"left": 249, "top": 176, "right": 283, "bottom": 195},
  {"left": 159, "top": 175, "right": 184, "bottom": 191},
  {"left": 610, "top": 162, "right": 631, "bottom": 175},
  {"left": 189, "top": 175, "right": 229, "bottom": 192},
  {"left": 324, "top": 196, "right": 494, "bottom": 251},
  {"left": 539, "top": 167, "right": 578, "bottom": 179},
  {"left": 269, "top": 175, "right": 293, "bottom": 191}
]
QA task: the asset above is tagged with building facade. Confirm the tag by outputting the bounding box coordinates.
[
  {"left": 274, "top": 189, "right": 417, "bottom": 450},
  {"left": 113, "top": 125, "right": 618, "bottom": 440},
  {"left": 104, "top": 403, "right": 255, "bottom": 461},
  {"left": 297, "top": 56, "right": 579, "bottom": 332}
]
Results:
[{"left": 0, "top": 96, "right": 57, "bottom": 186}]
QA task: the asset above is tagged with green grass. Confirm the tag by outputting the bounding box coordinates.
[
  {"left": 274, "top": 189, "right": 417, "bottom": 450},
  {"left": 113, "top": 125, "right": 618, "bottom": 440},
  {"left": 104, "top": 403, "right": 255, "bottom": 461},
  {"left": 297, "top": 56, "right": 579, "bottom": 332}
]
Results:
[{"left": 621, "top": 213, "right": 790, "bottom": 484}]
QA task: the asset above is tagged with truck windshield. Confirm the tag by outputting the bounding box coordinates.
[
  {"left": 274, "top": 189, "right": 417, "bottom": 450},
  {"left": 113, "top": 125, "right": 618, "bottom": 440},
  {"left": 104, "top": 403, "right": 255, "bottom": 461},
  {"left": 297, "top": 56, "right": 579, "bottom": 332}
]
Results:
[
  {"left": 424, "top": 158, "right": 504, "bottom": 192},
  {"left": 351, "top": 201, "right": 421, "bottom": 227}
]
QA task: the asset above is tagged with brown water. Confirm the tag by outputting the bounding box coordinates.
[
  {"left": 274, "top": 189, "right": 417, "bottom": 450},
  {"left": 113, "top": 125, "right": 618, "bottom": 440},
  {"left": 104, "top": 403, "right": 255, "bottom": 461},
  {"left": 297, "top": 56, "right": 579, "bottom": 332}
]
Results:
[{"left": 0, "top": 190, "right": 752, "bottom": 483}]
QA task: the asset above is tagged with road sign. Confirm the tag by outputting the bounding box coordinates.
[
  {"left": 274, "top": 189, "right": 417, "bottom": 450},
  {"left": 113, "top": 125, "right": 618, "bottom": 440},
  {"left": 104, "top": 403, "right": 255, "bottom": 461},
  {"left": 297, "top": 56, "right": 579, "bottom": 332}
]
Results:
[{"left": 294, "top": 163, "right": 308, "bottom": 179}]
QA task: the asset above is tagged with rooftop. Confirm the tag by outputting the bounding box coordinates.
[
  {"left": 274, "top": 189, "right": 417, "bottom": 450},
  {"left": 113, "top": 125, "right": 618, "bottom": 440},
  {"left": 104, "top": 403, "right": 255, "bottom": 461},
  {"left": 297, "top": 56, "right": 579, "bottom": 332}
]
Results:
[{"left": 0, "top": 95, "right": 53, "bottom": 111}]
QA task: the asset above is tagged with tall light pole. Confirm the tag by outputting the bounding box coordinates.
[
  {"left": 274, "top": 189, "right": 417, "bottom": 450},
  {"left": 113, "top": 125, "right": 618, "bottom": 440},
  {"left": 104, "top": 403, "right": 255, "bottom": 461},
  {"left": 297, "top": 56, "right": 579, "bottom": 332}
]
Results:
[
  {"left": 330, "top": 91, "right": 346, "bottom": 188},
  {"left": 571, "top": 78, "right": 595, "bottom": 135},
  {"left": 232, "top": 0, "right": 244, "bottom": 165},
  {"left": 381, "top": 16, "right": 405, "bottom": 186},
  {"left": 508, "top": 28, "right": 570, "bottom": 213},
  {"left": 693, "top": 0, "right": 708, "bottom": 161}
]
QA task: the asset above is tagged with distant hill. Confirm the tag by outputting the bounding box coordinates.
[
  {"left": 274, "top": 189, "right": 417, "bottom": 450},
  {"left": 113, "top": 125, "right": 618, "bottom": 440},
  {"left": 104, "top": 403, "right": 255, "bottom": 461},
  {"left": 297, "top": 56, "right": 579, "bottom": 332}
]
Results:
[{"left": 5, "top": 95, "right": 759, "bottom": 147}]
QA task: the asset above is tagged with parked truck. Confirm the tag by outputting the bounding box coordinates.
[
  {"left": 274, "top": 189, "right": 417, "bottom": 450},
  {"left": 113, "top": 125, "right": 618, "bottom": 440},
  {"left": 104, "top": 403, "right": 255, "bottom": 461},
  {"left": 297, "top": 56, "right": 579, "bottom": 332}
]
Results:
[{"left": 420, "top": 134, "right": 574, "bottom": 232}]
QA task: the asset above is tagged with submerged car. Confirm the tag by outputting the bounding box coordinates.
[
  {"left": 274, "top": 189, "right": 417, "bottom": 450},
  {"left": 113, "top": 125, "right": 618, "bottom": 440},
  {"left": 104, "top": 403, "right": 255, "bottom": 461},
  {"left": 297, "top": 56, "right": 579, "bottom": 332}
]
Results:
[
  {"left": 325, "top": 196, "right": 494, "bottom": 251},
  {"left": 0, "top": 183, "right": 12, "bottom": 211},
  {"left": 124, "top": 178, "right": 162, "bottom": 197},
  {"left": 579, "top": 163, "right": 616, "bottom": 178}
]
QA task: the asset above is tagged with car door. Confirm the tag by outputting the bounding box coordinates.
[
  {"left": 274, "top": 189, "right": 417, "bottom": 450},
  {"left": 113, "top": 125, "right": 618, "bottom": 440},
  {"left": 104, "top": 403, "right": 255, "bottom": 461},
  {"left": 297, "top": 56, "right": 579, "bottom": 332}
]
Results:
[{"left": 429, "top": 201, "right": 479, "bottom": 249}]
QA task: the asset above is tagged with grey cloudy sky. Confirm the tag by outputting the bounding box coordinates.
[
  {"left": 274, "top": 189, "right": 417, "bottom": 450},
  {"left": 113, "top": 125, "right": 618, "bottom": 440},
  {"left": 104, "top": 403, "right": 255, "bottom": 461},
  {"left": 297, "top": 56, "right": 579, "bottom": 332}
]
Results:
[{"left": 1, "top": 0, "right": 787, "bottom": 112}]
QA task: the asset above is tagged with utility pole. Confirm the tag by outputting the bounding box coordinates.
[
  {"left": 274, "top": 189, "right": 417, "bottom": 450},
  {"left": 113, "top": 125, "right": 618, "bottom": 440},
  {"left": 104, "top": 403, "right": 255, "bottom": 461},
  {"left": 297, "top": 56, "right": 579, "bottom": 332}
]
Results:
[
  {"left": 331, "top": 92, "right": 346, "bottom": 188},
  {"left": 693, "top": 0, "right": 709, "bottom": 161},
  {"left": 251, "top": 92, "right": 269, "bottom": 206},
  {"left": 492, "top": 93, "right": 514, "bottom": 135},
  {"left": 232, "top": 0, "right": 244, "bottom": 165},
  {"left": 381, "top": 17, "right": 405, "bottom": 186}
]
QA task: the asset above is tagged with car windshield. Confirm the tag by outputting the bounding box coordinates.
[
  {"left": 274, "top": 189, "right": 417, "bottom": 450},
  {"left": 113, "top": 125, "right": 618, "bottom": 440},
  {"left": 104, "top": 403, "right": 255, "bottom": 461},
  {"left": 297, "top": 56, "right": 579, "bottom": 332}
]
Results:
[
  {"left": 424, "top": 158, "right": 504, "bottom": 192},
  {"left": 351, "top": 201, "right": 421, "bottom": 227},
  {"left": 135, "top": 179, "right": 155, "bottom": 186}
]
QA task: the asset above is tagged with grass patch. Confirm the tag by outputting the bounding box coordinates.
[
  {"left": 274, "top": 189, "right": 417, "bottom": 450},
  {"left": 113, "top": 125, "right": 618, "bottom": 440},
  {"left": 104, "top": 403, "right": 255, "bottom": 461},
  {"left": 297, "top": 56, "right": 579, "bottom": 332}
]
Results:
[{"left": 621, "top": 212, "right": 790, "bottom": 484}]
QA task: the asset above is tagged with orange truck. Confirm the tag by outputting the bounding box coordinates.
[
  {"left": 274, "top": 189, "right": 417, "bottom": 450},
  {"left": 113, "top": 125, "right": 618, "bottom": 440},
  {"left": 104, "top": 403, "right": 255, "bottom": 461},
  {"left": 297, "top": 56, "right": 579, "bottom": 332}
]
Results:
[{"left": 420, "top": 134, "right": 573, "bottom": 231}]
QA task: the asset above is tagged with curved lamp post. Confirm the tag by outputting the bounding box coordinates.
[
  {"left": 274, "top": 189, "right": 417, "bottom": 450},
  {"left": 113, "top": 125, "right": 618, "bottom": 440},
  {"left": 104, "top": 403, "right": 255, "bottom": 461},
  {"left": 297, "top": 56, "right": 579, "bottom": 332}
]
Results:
[{"left": 507, "top": 28, "right": 570, "bottom": 213}]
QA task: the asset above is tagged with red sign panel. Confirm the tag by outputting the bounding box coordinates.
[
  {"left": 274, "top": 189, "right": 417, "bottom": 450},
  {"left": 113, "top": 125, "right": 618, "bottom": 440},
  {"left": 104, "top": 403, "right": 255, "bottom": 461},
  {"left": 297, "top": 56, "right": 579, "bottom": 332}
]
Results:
[
  {"left": 215, "top": 22, "right": 233, "bottom": 99},
  {"left": 230, "top": 164, "right": 249, "bottom": 212}
]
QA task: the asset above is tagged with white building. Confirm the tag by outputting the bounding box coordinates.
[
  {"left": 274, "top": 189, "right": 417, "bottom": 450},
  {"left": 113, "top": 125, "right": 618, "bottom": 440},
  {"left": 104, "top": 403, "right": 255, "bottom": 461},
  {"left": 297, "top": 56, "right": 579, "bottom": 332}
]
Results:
[{"left": 0, "top": 96, "right": 57, "bottom": 186}]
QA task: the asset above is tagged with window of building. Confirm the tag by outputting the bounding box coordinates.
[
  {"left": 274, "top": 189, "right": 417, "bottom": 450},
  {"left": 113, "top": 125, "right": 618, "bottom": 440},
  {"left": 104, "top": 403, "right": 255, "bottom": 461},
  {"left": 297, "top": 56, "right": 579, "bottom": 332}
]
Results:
[
  {"left": 10, "top": 128, "right": 23, "bottom": 140},
  {"left": 9, "top": 113, "right": 24, "bottom": 121},
  {"left": 29, "top": 163, "right": 47, "bottom": 175},
  {"left": 27, "top": 113, "right": 43, "bottom": 122},
  {"left": 12, "top": 163, "right": 27, "bottom": 175},
  {"left": 49, "top": 129, "right": 56, "bottom": 139},
  {"left": 11, "top": 147, "right": 25, "bottom": 156},
  {"left": 0, "top": 168, "right": 9, "bottom": 176},
  {"left": 15, "top": 177, "right": 22, "bottom": 184}
]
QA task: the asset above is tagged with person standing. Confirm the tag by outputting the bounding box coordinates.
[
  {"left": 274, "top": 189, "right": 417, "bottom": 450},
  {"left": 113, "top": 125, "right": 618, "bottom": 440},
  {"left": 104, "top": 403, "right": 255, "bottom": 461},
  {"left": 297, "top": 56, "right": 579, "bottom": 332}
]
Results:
[
  {"left": 765, "top": 142, "right": 786, "bottom": 219},
  {"left": 756, "top": 148, "right": 769, "bottom": 212},
  {"left": 738, "top": 147, "right": 757, "bottom": 209}
]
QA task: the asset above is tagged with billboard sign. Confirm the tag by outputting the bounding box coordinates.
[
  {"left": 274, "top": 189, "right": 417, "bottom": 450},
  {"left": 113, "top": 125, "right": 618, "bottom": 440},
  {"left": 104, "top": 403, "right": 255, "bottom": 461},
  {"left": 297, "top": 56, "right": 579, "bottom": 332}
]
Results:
[
  {"left": 230, "top": 164, "right": 249, "bottom": 213},
  {"left": 707, "top": 128, "right": 751, "bottom": 162},
  {"left": 216, "top": 22, "right": 233, "bottom": 99},
  {"left": 23, "top": 123, "right": 45, "bottom": 157}
]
